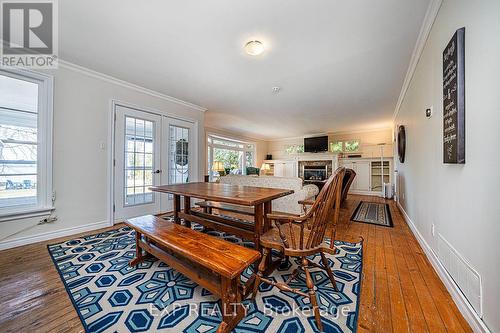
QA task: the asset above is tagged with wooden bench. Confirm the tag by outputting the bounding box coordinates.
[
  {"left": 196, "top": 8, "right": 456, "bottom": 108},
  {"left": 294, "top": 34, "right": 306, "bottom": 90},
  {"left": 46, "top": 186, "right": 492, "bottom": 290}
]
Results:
[
  {"left": 125, "top": 215, "right": 261, "bottom": 333},
  {"left": 195, "top": 201, "right": 299, "bottom": 217}
]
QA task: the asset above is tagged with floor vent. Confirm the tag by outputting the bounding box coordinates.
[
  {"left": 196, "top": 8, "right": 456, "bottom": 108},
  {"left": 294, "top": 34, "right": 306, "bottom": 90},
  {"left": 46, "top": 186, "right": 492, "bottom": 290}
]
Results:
[{"left": 437, "top": 233, "right": 482, "bottom": 317}]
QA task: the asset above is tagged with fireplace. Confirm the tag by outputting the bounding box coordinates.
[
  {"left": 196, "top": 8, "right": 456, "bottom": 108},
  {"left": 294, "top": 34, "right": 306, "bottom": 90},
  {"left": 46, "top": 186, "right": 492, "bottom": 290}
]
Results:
[
  {"left": 303, "top": 165, "right": 328, "bottom": 181},
  {"left": 299, "top": 160, "right": 333, "bottom": 190}
]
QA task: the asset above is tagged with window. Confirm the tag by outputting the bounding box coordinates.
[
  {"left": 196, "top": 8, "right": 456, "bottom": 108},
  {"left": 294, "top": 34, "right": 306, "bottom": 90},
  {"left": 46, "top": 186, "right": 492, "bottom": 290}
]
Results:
[
  {"left": 168, "top": 124, "right": 190, "bottom": 184},
  {"left": 345, "top": 140, "right": 360, "bottom": 152},
  {"left": 330, "top": 141, "right": 343, "bottom": 153},
  {"left": 207, "top": 135, "right": 255, "bottom": 180},
  {"left": 0, "top": 69, "right": 53, "bottom": 219},
  {"left": 329, "top": 140, "right": 360, "bottom": 153},
  {"left": 285, "top": 144, "right": 304, "bottom": 154},
  {"left": 124, "top": 116, "right": 154, "bottom": 206}
]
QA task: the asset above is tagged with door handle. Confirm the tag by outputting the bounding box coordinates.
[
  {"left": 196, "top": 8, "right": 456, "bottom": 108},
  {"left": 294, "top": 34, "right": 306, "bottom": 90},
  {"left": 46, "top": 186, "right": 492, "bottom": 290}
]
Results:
[{"left": 153, "top": 170, "right": 162, "bottom": 174}]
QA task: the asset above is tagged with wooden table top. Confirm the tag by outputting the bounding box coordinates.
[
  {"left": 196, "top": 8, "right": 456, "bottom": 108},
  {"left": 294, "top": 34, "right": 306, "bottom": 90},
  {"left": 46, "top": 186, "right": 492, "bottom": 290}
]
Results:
[{"left": 151, "top": 182, "right": 294, "bottom": 206}]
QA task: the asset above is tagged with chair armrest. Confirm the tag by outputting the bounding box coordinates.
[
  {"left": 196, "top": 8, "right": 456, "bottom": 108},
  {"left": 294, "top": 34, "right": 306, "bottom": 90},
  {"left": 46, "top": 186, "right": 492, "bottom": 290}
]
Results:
[{"left": 298, "top": 200, "right": 314, "bottom": 206}]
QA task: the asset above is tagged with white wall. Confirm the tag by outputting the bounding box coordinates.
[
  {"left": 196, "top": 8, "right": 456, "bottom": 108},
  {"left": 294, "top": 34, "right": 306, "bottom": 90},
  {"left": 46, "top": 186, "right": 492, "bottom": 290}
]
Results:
[
  {"left": 0, "top": 64, "right": 205, "bottom": 248},
  {"left": 267, "top": 128, "right": 393, "bottom": 160},
  {"left": 395, "top": 0, "right": 500, "bottom": 331}
]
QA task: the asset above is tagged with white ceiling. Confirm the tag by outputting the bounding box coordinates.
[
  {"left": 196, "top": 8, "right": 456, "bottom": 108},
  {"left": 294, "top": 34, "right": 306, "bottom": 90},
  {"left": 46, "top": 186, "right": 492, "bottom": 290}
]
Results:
[{"left": 59, "top": 0, "right": 431, "bottom": 140}]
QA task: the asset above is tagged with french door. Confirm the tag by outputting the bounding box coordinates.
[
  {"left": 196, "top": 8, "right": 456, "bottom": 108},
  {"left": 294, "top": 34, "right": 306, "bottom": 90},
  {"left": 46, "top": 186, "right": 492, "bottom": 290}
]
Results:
[
  {"left": 162, "top": 117, "right": 195, "bottom": 212},
  {"left": 113, "top": 104, "right": 195, "bottom": 221}
]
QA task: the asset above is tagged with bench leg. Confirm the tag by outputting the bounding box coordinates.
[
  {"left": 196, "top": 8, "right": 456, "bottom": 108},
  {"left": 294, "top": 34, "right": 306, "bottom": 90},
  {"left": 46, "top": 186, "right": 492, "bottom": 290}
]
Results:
[
  {"left": 129, "top": 231, "right": 144, "bottom": 267},
  {"left": 218, "top": 276, "right": 246, "bottom": 333},
  {"left": 183, "top": 196, "right": 191, "bottom": 228},
  {"left": 173, "top": 194, "right": 181, "bottom": 224}
]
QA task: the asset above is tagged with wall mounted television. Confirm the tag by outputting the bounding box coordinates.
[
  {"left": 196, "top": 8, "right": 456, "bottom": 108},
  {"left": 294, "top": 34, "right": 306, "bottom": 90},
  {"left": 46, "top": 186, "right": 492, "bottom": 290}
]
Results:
[{"left": 304, "top": 136, "right": 329, "bottom": 153}]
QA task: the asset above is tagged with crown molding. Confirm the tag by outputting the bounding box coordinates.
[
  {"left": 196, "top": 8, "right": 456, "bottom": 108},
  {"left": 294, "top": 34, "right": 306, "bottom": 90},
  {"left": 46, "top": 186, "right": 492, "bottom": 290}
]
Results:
[
  {"left": 58, "top": 60, "right": 208, "bottom": 112},
  {"left": 393, "top": 0, "right": 442, "bottom": 121}
]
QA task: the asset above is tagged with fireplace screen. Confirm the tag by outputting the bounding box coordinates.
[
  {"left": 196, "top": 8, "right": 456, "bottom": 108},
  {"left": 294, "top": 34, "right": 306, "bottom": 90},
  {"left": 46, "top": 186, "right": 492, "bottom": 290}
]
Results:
[{"left": 303, "top": 166, "right": 328, "bottom": 181}]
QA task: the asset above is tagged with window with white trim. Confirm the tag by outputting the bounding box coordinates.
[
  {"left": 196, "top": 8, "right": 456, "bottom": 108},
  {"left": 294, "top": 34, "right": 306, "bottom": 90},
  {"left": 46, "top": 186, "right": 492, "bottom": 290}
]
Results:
[
  {"left": 0, "top": 69, "right": 53, "bottom": 218},
  {"left": 329, "top": 140, "right": 360, "bottom": 153},
  {"left": 207, "top": 135, "right": 255, "bottom": 180}
]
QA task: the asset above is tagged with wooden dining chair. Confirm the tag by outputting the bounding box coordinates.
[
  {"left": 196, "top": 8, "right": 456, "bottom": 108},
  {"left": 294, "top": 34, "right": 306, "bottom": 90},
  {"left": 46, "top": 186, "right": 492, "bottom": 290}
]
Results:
[
  {"left": 341, "top": 168, "right": 356, "bottom": 205},
  {"left": 251, "top": 167, "right": 345, "bottom": 331}
]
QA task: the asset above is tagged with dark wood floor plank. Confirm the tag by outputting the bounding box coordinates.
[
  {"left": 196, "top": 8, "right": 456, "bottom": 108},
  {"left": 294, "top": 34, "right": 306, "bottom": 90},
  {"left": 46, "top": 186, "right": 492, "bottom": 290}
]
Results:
[
  {"left": 394, "top": 205, "right": 471, "bottom": 333},
  {"left": 386, "top": 211, "right": 430, "bottom": 333},
  {"left": 382, "top": 226, "right": 410, "bottom": 333},
  {"left": 373, "top": 226, "right": 393, "bottom": 333}
]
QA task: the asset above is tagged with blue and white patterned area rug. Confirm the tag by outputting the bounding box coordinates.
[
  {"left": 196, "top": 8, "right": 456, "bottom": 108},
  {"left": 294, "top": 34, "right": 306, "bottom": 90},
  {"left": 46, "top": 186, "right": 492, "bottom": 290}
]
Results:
[{"left": 48, "top": 225, "right": 362, "bottom": 333}]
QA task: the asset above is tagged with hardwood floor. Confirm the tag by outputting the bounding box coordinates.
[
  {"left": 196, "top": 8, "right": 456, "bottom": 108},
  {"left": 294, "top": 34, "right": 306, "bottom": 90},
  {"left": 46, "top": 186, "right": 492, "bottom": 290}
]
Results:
[{"left": 0, "top": 195, "right": 471, "bottom": 332}]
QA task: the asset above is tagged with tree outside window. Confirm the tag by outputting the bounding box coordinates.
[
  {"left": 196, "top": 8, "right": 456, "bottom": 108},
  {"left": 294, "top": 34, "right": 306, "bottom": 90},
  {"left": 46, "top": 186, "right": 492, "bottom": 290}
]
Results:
[
  {"left": 330, "top": 141, "right": 343, "bottom": 153},
  {"left": 285, "top": 144, "right": 304, "bottom": 154},
  {"left": 329, "top": 140, "right": 360, "bottom": 153},
  {"left": 345, "top": 140, "right": 360, "bottom": 152},
  {"left": 207, "top": 135, "right": 255, "bottom": 180}
]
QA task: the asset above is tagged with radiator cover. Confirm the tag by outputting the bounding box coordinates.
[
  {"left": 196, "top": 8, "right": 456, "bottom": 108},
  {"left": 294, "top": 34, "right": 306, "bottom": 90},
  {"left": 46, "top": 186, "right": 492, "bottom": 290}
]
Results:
[{"left": 437, "top": 233, "right": 482, "bottom": 317}]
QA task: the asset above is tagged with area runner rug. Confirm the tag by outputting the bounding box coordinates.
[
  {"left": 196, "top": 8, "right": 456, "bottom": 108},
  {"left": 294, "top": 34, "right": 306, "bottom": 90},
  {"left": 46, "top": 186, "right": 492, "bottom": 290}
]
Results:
[
  {"left": 350, "top": 201, "right": 393, "bottom": 227},
  {"left": 48, "top": 225, "right": 362, "bottom": 333}
]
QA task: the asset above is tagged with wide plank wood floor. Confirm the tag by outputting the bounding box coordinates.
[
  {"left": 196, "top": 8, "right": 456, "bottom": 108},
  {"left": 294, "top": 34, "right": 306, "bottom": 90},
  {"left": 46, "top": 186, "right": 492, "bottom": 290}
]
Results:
[{"left": 0, "top": 195, "right": 471, "bottom": 332}]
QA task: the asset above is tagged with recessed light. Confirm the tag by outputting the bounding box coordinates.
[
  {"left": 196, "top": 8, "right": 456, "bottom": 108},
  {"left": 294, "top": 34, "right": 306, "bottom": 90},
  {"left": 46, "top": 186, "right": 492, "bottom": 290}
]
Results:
[{"left": 245, "top": 40, "right": 264, "bottom": 56}]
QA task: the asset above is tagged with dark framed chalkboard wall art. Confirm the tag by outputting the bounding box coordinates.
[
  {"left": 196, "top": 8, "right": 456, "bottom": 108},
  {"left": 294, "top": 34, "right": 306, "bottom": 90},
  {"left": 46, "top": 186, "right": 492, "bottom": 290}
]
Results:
[{"left": 443, "top": 27, "right": 465, "bottom": 164}]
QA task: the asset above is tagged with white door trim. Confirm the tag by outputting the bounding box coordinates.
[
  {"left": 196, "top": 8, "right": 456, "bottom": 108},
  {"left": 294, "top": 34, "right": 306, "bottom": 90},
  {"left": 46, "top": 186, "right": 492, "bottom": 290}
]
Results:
[{"left": 108, "top": 99, "right": 199, "bottom": 224}]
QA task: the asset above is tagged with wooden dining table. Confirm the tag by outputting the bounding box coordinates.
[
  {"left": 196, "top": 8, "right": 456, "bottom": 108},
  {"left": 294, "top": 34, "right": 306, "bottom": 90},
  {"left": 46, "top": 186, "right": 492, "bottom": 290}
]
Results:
[
  {"left": 150, "top": 182, "right": 294, "bottom": 281},
  {"left": 151, "top": 182, "right": 293, "bottom": 247}
]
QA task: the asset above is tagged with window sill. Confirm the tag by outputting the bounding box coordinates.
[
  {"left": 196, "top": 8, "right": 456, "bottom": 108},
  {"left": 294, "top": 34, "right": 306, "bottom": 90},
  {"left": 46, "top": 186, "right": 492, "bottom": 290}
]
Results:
[{"left": 0, "top": 206, "right": 55, "bottom": 222}]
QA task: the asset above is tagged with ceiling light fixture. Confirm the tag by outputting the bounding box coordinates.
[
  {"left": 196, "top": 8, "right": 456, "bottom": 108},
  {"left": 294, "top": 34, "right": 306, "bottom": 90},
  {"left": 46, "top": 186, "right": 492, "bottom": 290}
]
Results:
[{"left": 244, "top": 40, "right": 264, "bottom": 56}]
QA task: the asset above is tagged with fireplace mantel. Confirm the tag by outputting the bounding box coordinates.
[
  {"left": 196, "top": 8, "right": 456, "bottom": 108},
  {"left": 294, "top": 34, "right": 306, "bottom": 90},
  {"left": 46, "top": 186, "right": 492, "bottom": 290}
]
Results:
[{"left": 262, "top": 154, "right": 339, "bottom": 181}]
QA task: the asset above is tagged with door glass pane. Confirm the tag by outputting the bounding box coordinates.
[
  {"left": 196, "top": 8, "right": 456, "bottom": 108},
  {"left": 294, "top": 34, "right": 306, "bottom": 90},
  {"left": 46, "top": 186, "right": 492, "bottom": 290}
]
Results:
[
  {"left": 169, "top": 125, "right": 189, "bottom": 184},
  {"left": 124, "top": 116, "right": 154, "bottom": 206},
  {"left": 0, "top": 75, "right": 38, "bottom": 209}
]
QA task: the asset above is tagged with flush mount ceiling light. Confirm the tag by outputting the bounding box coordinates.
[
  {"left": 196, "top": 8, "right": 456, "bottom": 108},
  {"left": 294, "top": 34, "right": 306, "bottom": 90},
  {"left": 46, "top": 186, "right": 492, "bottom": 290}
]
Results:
[{"left": 244, "top": 40, "right": 264, "bottom": 56}]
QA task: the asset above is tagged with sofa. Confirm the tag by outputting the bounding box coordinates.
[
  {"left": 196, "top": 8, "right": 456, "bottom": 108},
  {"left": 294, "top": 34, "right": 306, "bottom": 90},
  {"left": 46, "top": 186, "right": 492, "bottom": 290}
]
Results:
[{"left": 219, "top": 175, "right": 319, "bottom": 215}]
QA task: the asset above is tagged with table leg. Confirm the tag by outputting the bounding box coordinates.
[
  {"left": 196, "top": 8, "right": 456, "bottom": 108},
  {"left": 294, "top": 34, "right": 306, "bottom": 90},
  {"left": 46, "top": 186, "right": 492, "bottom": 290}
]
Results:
[
  {"left": 183, "top": 196, "right": 191, "bottom": 228},
  {"left": 173, "top": 194, "right": 181, "bottom": 224},
  {"left": 254, "top": 203, "right": 263, "bottom": 252},
  {"left": 263, "top": 201, "right": 272, "bottom": 269},
  {"left": 263, "top": 201, "right": 272, "bottom": 232}
]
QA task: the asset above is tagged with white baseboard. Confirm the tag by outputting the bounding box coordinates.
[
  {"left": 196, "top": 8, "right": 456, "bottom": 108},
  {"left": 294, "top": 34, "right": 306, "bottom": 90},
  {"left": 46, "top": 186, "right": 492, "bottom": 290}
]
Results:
[
  {"left": 0, "top": 220, "right": 113, "bottom": 251},
  {"left": 396, "top": 201, "right": 491, "bottom": 333}
]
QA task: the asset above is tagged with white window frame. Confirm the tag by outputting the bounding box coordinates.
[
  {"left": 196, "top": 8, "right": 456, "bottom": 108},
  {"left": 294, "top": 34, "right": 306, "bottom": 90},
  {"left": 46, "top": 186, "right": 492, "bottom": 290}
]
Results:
[
  {"left": 0, "top": 69, "right": 54, "bottom": 221},
  {"left": 207, "top": 134, "right": 256, "bottom": 180}
]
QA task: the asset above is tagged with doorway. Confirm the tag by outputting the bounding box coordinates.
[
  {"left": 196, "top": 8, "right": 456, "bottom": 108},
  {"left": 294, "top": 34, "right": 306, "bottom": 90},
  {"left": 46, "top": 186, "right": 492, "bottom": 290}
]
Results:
[{"left": 113, "top": 103, "right": 196, "bottom": 222}]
